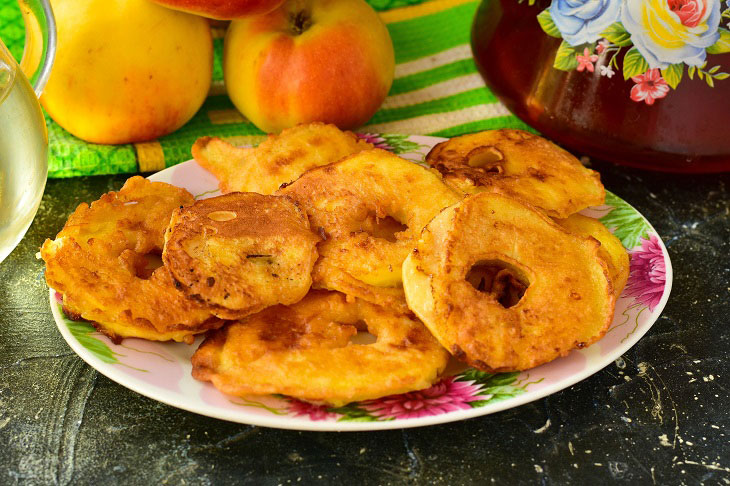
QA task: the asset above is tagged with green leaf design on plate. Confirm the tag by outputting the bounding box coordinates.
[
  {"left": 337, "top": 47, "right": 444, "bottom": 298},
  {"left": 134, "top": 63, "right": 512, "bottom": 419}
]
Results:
[
  {"left": 537, "top": 9, "right": 562, "bottom": 38},
  {"left": 230, "top": 398, "right": 288, "bottom": 415},
  {"left": 553, "top": 41, "right": 579, "bottom": 71},
  {"left": 599, "top": 192, "right": 650, "bottom": 249},
  {"left": 623, "top": 47, "right": 650, "bottom": 80},
  {"left": 329, "top": 404, "right": 382, "bottom": 422},
  {"left": 380, "top": 134, "right": 425, "bottom": 154},
  {"left": 662, "top": 63, "right": 684, "bottom": 90},
  {"left": 455, "top": 369, "right": 517, "bottom": 386},
  {"left": 601, "top": 22, "right": 632, "bottom": 47},
  {"left": 455, "top": 370, "right": 529, "bottom": 407},
  {"left": 60, "top": 307, "right": 120, "bottom": 364},
  {"left": 706, "top": 28, "right": 730, "bottom": 54}
]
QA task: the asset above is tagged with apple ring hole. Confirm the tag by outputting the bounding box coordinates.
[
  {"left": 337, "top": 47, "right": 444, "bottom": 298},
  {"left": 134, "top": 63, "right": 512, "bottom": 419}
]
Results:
[
  {"left": 345, "top": 319, "right": 377, "bottom": 345},
  {"left": 466, "top": 260, "right": 529, "bottom": 308},
  {"left": 466, "top": 146, "right": 504, "bottom": 173},
  {"left": 359, "top": 213, "right": 408, "bottom": 243},
  {"left": 134, "top": 252, "right": 164, "bottom": 280},
  {"left": 349, "top": 331, "right": 378, "bottom": 346}
]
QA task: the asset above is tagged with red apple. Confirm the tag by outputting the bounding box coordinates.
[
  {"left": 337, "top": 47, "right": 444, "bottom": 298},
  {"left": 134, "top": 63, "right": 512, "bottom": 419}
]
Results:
[
  {"left": 223, "top": 0, "right": 395, "bottom": 133},
  {"left": 147, "top": 0, "right": 286, "bottom": 19}
]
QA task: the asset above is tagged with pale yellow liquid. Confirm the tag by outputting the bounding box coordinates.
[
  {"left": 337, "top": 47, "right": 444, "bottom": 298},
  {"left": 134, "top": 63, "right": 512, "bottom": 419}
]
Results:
[{"left": 0, "top": 57, "right": 48, "bottom": 263}]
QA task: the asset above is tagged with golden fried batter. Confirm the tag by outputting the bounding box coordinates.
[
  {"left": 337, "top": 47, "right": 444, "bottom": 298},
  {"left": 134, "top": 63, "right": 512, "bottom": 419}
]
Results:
[
  {"left": 278, "top": 149, "right": 461, "bottom": 312},
  {"left": 41, "top": 176, "right": 221, "bottom": 343},
  {"left": 555, "top": 213, "right": 630, "bottom": 297},
  {"left": 192, "top": 122, "right": 373, "bottom": 195},
  {"left": 191, "top": 291, "right": 450, "bottom": 406},
  {"left": 426, "top": 129, "right": 605, "bottom": 218},
  {"left": 163, "top": 192, "right": 320, "bottom": 319},
  {"left": 402, "top": 192, "right": 615, "bottom": 372}
]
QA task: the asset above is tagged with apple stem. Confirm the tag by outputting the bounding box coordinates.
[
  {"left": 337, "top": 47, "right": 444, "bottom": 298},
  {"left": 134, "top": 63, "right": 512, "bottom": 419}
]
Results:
[{"left": 290, "top": 11, "right": 312, "bottom": 35}]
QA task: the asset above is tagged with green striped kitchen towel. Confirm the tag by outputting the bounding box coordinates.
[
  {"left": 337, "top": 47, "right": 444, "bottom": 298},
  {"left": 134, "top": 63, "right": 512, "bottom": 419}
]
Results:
[{"left": 0, "top": 0, "right": 530, "bottom": 177}]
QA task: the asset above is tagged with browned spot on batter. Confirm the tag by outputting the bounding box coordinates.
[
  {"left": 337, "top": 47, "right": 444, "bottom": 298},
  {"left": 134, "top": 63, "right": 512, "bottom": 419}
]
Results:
[
  {"left": 528, "top": 167, "right": 548, "bottom": 182},
  {"left": 451, "top": 344, "right": 466, "bottom": 360}
]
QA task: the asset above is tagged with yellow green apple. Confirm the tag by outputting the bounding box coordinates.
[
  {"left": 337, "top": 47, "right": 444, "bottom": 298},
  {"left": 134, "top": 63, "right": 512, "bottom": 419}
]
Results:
[
  {"left": 223, "top": 0, "right": 395, "bottom": 133},
  {"left": 42, "top": 0, "right": 213, "bottom": 144}
]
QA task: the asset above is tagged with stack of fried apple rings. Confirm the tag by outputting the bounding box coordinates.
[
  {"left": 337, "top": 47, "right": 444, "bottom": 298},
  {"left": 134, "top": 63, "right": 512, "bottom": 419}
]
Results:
[{"left": 42, "top": 123, "right": 628, "bottom": 406}]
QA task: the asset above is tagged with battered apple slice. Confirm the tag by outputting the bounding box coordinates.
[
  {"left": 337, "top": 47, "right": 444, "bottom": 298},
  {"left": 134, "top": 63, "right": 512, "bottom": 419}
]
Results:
[
  {"left": 426, "top": 129, "right": 605, "bottom": 219},
  {"left": 192, "top": 290, "right": 449, "bottom": 406},
  {"left": 402, "top": 192, "right": 615, "bottom": 372},
  {"left": 192, "top": 122, "right": 373, "bottom": 195},
  {"left": 163, "top": 192, "right": 320, "bottom": 320}
]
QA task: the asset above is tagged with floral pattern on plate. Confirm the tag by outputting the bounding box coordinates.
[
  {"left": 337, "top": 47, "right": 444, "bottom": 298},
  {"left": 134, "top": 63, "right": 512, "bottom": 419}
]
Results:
[{"left": 49, "top": 134, "right": 672, "bottom": 431}]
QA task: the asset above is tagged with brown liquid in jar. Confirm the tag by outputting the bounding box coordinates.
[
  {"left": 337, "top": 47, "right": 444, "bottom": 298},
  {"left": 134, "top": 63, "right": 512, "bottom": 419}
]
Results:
[{"left": 471, "top": 0, "right": 730, "bottom": 172}]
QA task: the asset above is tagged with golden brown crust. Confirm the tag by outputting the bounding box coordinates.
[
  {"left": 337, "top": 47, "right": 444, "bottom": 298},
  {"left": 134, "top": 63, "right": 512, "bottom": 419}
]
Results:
[
  {"left": 148, "top": 0, "right": 285, "bottom": 19},
  {"left": 192, "top": 122, "right": 373, "bottom": 195},
  {"left": 41, "top": 176, "right": 221, "bottom": 342},
  {"left": 277, "top": 149, "right": 461, "bottom": 309},
  {"left": 555, "top": 213, "right": 630, "bottom": 297},
  {"left": 426, "top": 129, "right": 605, "bottom": 218},
  {"left": 310, "top": 260, "right": 410, "bottom": 315},
  {"left": 191, "top": 290, "right": 449, "bottom": 406},
  {"left": 163, "top": 192, "right": 320, "bottom": 319},
  {"left": 402, "top": 192, "right": 615, "bottom": 372}
]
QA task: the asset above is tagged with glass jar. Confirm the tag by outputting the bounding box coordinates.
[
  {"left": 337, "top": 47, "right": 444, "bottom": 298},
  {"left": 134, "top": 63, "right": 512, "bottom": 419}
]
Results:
[{"left": 0, "top": 0, "right": 55, "bottom": 262}]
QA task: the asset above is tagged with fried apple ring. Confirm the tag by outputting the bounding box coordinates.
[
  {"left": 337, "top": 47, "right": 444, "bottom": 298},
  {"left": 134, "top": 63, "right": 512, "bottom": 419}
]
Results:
[
  {"left": 163, "top": 192, "right": 320, "bottom": 319},
  {"left": 426, "top": 129, "right": 605, "bottom": 218},
  {"left": 402, "top": 192, "right": 615, "bottom": 372},
  {"left": 555, "top": 213, "right": 630, "bottom": 297},
  {"left": 192, "top": 122, "right": 373, "bottom": 195},
  {"left": 41, "top": 176, "right": 221, "bottom": 343},
  {"left": 191, "top": 290, "right": 450, "bottom": 406},
  {"left": 278, "top": 149, "right": 461, "bottom": 312}
]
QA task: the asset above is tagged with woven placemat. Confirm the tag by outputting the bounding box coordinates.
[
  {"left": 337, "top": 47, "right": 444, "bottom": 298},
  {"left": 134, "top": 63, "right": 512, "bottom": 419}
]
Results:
[{"left": 0, "top": 0, "right": 528, "bottom": 177}]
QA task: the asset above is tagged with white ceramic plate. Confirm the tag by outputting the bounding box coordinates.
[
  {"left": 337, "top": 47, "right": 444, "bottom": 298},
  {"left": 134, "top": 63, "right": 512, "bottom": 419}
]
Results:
[{"left": 49, "top": 134, "right": 673, "bottom": 431}]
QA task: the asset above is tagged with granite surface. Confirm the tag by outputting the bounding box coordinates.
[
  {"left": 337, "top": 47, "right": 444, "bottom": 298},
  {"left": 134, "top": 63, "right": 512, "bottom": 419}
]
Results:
[{"left": 1, "top": 161, "right": 728, "bottom": 485}]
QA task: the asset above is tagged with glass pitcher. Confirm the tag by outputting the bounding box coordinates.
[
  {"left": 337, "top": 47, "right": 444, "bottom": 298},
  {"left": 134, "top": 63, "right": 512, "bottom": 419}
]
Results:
[{"left": 0, "top": 0, "right": 55, "bottom": 262}]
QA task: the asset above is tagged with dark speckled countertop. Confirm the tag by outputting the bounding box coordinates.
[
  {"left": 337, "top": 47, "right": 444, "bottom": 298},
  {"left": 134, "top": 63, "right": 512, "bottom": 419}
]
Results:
[{"left": 1, "top": 160, "right": 729, "bottom": 485}]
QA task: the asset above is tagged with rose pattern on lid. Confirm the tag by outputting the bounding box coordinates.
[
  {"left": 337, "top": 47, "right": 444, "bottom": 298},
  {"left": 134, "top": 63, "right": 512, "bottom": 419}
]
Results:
[
  {"left": 531, "top": 0, "right": 730, "bottom": 103},
  {"left": 549, "top": 0, "right": 622, "bottom": 46},
  {"left": 621, "top": 0, "right": 721, "bottom": 69}
]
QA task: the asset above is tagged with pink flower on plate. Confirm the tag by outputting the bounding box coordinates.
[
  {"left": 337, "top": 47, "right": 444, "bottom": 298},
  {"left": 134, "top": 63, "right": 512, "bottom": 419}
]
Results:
[
  {"left": 357, "top": 133, "right": 392, "bottom": 151},
  {"left": 624, "top": 234, "right": 666, "bottom": 312},
  {"left": 361, "top": 377, "right": 487, "bottom": 420},
  {"left": 288, "top": 399, "right": 336, "bottom": 421},
  {"left": 630, "top": 69, "right": 670, "bottom": 105},
  {"left": 576, "top": 47, "right": 599, "bottom": 72}
]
